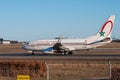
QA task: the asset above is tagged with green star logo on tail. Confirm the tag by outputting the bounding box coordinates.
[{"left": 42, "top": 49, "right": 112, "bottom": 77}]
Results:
[{"left": 99, "top": 31, "right": 105, "bottom": 37}]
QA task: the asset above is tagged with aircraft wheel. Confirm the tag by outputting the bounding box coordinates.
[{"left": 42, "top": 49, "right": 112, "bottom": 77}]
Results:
[
  {"left": 32, "top": 51, "right": 35, "bottom": 55},
  {"left": 87, "top": 49, "right": 90, "bottom": 51},
  {"left": 32, "top": 53, "right": 34, "bottom": 55},
  {"left": 62, "top": 52, "right": 65, "bottom": 55},
  {"left": 65, "top": 51, "right": 69, "bottom": 55},
  {"left": 61, "top": 50, "right": 67, "bottom": 55},
  {"left": 68, "top": 51, "right": 73, "bottom": 55}
]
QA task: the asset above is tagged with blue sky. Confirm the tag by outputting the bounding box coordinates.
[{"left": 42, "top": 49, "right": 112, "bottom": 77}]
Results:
[{"left": 0, "top": 0, "right": 120, "bottom": 41}]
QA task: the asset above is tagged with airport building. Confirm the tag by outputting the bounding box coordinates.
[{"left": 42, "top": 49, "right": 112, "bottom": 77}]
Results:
[
  {"left": 0, "top": 38, "right": 19, "bottom": 44},
  {"left": 2, "top": 40, "right": 19, "bottom": 44},
  {"left": 2, "top": 40, "right": 11, "bottom": 44}
]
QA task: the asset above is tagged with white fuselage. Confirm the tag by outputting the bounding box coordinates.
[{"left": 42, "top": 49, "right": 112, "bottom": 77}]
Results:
[{"left": 23, "top": 38, "right": 110, "bottom": 51}]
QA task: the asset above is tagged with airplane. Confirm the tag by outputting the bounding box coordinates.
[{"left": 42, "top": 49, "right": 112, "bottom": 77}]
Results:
[{"left": 23, "top": 15, "right": 115, "bottom": 55}]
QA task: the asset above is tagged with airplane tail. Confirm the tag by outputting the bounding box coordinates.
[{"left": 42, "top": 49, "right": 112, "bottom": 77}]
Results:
[
  {"left": 97, "top": 15, "right": 115, "bottom": 38},
  {"left": 86, "top": 15, "right": 115, "bottom": 43}
]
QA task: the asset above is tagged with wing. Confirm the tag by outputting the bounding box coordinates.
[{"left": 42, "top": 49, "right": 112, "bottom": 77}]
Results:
[
  {"left": 42, "top": 36, "right": 72, "bottom": 54},
  {"left": 53, "top": 36, "right": 68, "bottom": 51}
]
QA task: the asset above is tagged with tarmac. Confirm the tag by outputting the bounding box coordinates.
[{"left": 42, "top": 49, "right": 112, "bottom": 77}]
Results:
[{"left": 0, "top": 48, "right": 120, "bottom": 61}]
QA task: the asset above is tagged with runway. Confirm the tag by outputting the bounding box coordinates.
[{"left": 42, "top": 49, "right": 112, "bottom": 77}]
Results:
[
  {"left": 0, "top": 53, "right": 120, "bottom": 61},
  {"left": 0, "top": 48, "right": 120, "bottom": 60}
]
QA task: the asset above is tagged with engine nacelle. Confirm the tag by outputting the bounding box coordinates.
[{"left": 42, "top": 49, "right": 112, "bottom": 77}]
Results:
[{"left": 42, "top": 47, "right": 54, "bottom": 53}]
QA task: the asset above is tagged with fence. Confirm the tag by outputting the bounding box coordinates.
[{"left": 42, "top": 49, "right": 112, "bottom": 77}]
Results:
[{"left": 0, "top": 61, "right": 120, "bottom": 80}]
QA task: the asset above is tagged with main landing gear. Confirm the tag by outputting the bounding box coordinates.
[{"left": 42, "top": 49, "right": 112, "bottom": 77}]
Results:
[
  {"left": 62, "top": 51, "right": 73, "bottom": 55},
  {"left": 31, "top": 51, "right": 35, "bottom": 55},
  {"left": 30, "top": 50, "right": 73, "bottom": 55}
]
